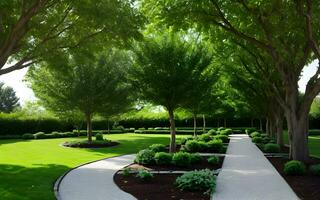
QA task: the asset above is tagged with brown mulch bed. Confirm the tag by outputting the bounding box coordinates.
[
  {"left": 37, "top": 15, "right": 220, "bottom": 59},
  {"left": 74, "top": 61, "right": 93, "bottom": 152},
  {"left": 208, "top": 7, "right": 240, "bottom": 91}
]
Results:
[
  {"left": 114, "top": 174, "right": 210, "bottom": 200},
  {"left": 267, "top": 156, "right": 320, "bottom": 200}
]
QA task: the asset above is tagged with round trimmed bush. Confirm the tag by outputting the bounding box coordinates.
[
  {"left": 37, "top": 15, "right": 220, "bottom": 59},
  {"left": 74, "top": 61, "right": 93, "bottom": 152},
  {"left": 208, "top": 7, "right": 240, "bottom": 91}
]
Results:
[
  {"left": 245, "top": 128, "right": 257, "bottom": 134},
  {"left": 207, "top": 129, "right": 217, "bottom": 135},
  {"left": 263, "top": 143, "right": 280, "bottom": 153},
  {"left": 175, "top": 169, "right": 216, "bottom": 194},
  {"left": 250, "top": 131, "right": 261, "bottom": 138},
  {"left": 136, "top": 169, "right": 153, "bottom": 181},
  {"left": 207, "top": 140, "right": 223, "bottom": 153},
  {"left": 22, "top": 133, "right": 35, "bottom": 139},
  {"left": 252, "top": 136, "right": 263, "bottom": 143},
  {"left": 198, "top": 133, "right": 212, "bottom": 142},
  {"left": 219, "top": 128, "right": 233, "bottom": 136},
  {"left": 95, "top": 133, "right": 104, "bottom": 141},
  {"left": 197, "top": 141, "right": 208, "bottom": 152},
  {"left": 34, "top": 132, "right": 46, "bottom": 139},
  {"left": 149, "top": 144, "right": 166, "bottom": 152},
  {"left": 172, "top": 152, "right": 191, "bottom": 167},
  {"left": 154, "top": 152, "right": 172, "bottom": 165},
  {"left": 284, "top": 160, "right": 306, "bottom": 175},
  {"left": 214, "top": 135, "right": 229, "bottom": 143},
  {"left": 185, "top": 140, "right": 200, "bottom": 152},
  {"left": 190, "top": 153, "right": 202, "bottom": 164},
  {"left": 310, "top": 164, "right": 320, "bottom": 176},
  {"left": 135, "top": 149, "right": 155, "bottom": 165},
  {"left": 207, "top": 156, "right": 220, "bottom": 165}
]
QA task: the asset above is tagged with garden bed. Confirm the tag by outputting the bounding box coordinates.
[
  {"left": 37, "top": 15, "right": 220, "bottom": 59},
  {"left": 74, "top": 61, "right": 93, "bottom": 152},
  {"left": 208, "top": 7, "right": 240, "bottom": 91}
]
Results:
[
  {"left": 62, "top": 140, "right": 119, "bottom": 148},
  {"left": 114, "top": 173, "right": 209, "bottom": 200},
  {"left": 268, "top": 156, "right": 320, "bottom": 200}
]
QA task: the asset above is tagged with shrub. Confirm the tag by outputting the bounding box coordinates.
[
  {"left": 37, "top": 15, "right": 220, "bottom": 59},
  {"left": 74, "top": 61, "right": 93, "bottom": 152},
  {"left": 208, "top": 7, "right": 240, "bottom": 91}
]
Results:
[
  {"left": 217, "top": 127, "right": 225, "bottom": 131},
  {"left": 175, "top": 169, "right": 216, "bottom": 194},
  {"left": 262, "top": 136, "right": 271, "bottom": 144},
  {"left": 284, "top": 160, "right": 306, "bottom": 175},
  {"left": 310, "top": 164, "right": 320, "bottom": 176},
  {"left": 252, "top": 136, "right": 263, "bottom": 143},
  {"left": 245, "top": 128, "right": 257, "bottom": 134},
  {"left": 149, "top": 144, "right": 166, "bottom": 152},
  {"left": 34, "top": 132, "right": 46, "bottom": 139},
  {"left": 122, "top": 167, "right": 131, "bottom": 177},
  {"left": 219, "top": 128, "right": 233, "bottom": 136},
  {"left": 172, "top": 152, "right": 191, "bottom": 167},
  {"left": 214, "top": 135, "right": 229, "bottom": 143},
  {"left": 62, "top": 140, "right": 116, "bottom": 148},
  {"left": 198, "top": 141, "right": 208, "bottom": 152},
  {"left": 250, "top": 131, "right": 261, "bottom": 138},
  {"left": 136, "top": 169, "right": 153, "bottom": 181},
  {"left": 207, "top": 140, "right": 223, "bottom": 153},
  {"left": 263, "top": 143, "right": 281, "bottom": 153},
  {"left": 135, "top": 149, "right": 155, "bottom": 165},
  {"left": 22, "top": 133, "right": 34, "bottom": 139},
  {"left": 207, "top": 129, "right": 217, "bottom": 135},
  {"left": 185, "top": 140, "right": 200, "bottom": 152},
  {"left": 190, "top": 153, "right": 202, "bottom": 164},
  {"left": 154, "top": 152, "right": 172, "bottom": 165},
  {"left": 95, "top": 133, "right": 104, "bottom": 141},
  {"left": 198, "top": 133, "right": 212, "bottom": 142},
  {"left": 207, "top": 156, "right": 220, "bottom": 165}
]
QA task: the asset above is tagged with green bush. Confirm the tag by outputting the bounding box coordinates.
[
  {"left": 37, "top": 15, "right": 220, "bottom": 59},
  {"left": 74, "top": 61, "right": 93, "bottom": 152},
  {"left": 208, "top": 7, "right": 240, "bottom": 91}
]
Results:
[
  {"left": 154, "top": 152, "right": 172, "bottom": 165},
  {"left": 62, "top": 139, "right": 114, "bottom": 148},
  {"left": 207, "top": 156, "right": 220, "bottom": 165},
  {"left": 198, "top": 133, "right": 212, "bottom": 142},
  {"left": 95, "top": 133, "right": 104, "bottom": 141},
  {"left": 245, "top": 128, "right": 257, "bottom": 134},
  {"left": 134, "top": 149, "right": 155, "bottom": 165},
  {"left": 217, "top": 127, "right": 225, "bottom": 131},
  {"left": 185, "top": 140, "right": 200, "bottom": 152},
  {"left": 172, "top": 152, "right": 191, "bottom": 167},
  {"left": 263, "top": 143, "right": 280, "bottom": 153},
  {"left": 214, "top": 135, "right": 229, "bottom": 143},
  {"left": 136, "top": 169, "right": 153, "bottom": 181},
  {"left": 284, "top": 160, "right": 306, "bottom": 175},
  {"left": 175, "top": 169, "right": 216, "bottom": 194},
  {"left": 252, "top": 136, "right": 263, "bottom": 143},
  {"left": 122, "top": 167, "right": 131, "bottom": 177},
  {"left": 219, "top": 128, "right": 233, "bottom": 136},
  {"left": 310, "top": 164, "right": 320, "bottom": 176},
  {"left": 21, "top": 133, "right": 34, "bottom": 139},
  {"left": 190, "top": 153, "right": 202, "bottom": 164},
  {"left": 250, "top": 131, "right": 261, "bottom": 138},
  {"left": 149, "top": 144, "right": 166, "bottom": 152},
  {"left": 207, "top": 140, "right": 223, "bottom": 153},
  {"left": 207, "top": 129, "right": 217, "bottom": 135},
  {"left": 180, "top": 137, "right": 192, "bottom": 145},
  {"left": 34, "top": 132, "right": 46, "bottom": 139}
]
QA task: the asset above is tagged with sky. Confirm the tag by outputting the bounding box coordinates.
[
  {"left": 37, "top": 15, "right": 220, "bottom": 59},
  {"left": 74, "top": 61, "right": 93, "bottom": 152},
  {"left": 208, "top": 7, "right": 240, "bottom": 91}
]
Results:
[{"left": 0, "top": 60, "right": 318, "bottom": 106}]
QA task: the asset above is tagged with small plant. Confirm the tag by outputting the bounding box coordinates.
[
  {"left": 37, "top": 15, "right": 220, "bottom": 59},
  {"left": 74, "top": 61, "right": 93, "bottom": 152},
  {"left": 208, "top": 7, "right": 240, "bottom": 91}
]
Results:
[
  {"left": 22, "top": 133, "right": 35, "bottom": 139},
  {"left": 219, "top": 128, "right": 233, "bottom": 136},
  {"left": 190, "top": 153, "right": 202, "bottom": 164},
  {"left": 198, "top": 133, "right": 212, "bottom": 142},
  {"left": 34, "top": 132, "right": 46, "bottom": 139},
  {"left": 185, "top": 140, "right": 200, "bottom": 152},
  {"left": 250, "top": 131, "right": 261, "bottom": 138},
  {"left": 207, "top": 140, "right": 223, "bottom": 153},
  {"left": 263, "top": 143, "right": 281, "bottom": 153},
  {"left": 136, "top": 169, "right": 153, "bottom": 181},
  {"left": 214, "top": 135, "right": 229, "bottom": 143},
  {"left": 122, "top": 167, "right": 131, "bottom": 177},
  {"left": 134, "top": 149, "right": 155, "bottom": 165},
  {"left": 149, "top": 144, "right": 166, "bottom": 152},
  {"left": 175, "top": 169, "right": 216, "bottom": 194},
  {"left": 95, "top": 133, "right": 104, "bottom": 141},
  {"left": 154, "top": 152, "right": 172, "bottom": 165},
  {"left": 207, "top": 156, "right": 220, "bottom": 165},
  {"left": 252, "top": 136, "right": 263, "bottom": 143},
  {"left": 207, "top": 129, "right": 217, "bottom": 135},
  {"left": 245, "top": 128, "right": 256, "bottom": 134},
  {"left": 310, "top": 164, "right": 320, "bottom": 176},
  {"left": 284, "top": 160, "right": 306, "bottom": 175},
  {"left": 172, "top": 152, "right": 191, "bottom": 167}
]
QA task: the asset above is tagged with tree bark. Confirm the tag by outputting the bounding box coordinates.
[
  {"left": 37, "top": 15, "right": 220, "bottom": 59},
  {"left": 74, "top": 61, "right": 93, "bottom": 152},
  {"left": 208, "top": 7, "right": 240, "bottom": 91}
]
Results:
[
  {"left": 193, "top": 114, "right": 197, "bottom": 137},
  {"left": 259, "top": 118, "right": 263, "bottom": 131},
  {"left": 202, "top": 114, "right": 206, "bottom": 133},
  {"left": 86, "top": 113, "right": 93, "bottom": 142},
  {"left": 276, "top": 114, "right": 284, "bottom": 146},
  {"left": 266, "top": 118, "right": 269, "bottom": 136},
  {"left": 168, "top": 109, "right": 176, "bottom": 153}
]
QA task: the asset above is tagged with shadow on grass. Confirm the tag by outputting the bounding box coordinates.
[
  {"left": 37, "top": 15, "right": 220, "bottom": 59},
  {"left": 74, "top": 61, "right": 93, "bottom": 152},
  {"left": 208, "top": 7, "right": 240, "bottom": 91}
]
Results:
[
  {"left": 0, "top": 139, "right": 32, "bottom": 146},
  {"left": 0, "top": 164, "right": 70, "bottom": 200}
]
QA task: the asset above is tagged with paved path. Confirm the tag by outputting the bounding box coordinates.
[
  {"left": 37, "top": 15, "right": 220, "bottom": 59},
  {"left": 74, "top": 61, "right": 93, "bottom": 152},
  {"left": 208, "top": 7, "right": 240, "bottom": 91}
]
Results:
[
  {"left": 56, "top": 154, "right": 137, "bottom": 200},
  {"left": 212, "top": 134, "right": 299, "bottom": 200}
]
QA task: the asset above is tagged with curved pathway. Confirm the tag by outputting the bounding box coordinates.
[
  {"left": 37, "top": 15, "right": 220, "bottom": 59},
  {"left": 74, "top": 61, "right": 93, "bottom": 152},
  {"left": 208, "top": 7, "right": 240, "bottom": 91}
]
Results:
[
  {"left": 55, "top": 154, "right": 136, "bottom": 200},
  {"left": 212, "top": 134, "right": 299, "bottom": 200}
]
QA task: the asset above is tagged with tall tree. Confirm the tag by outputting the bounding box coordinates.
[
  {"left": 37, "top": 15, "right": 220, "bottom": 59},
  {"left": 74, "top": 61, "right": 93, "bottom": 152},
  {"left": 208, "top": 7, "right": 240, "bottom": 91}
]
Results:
[
  {"left": 130, "top": 32, "right": 211, "bottom": 152},
  {"left": 0, "top": 82, "right": 20, "bottom": 113},
  {"left": 143, "top": 0, "right": 320, "bottom": 162},
  {"left": 0, "top": 0, "right": 144, "bottom": 75},
  {"left": 27, "top": 49, "right": 132, "bottom": 142}
]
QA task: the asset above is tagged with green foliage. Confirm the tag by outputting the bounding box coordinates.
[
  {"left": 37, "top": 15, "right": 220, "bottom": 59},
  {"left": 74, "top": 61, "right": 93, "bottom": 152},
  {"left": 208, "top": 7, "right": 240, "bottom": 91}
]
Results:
[
  {"left": 245, "top": 128, "right": 257, "bottom": 134},
  {"left": 122, "top": 167, "right": 131, "bottom": 177},
  {"left": 250, "top": 132, "right": 261, "bottom": 138},
  {"left": 95, "top": 133, "right": 104, "bottom": 141},
  {"left": 207, "top": 140, "right": 224, "bottom": 153},
  {"left": 252, "top": 136, "right": 263, "bottom": 144},
  {"left": 263, "top": 143, "right": 281, "bottom": 153},
  {"left": 172, "top": 152, "right": 191, "bottom": 167},
  {"left": 149, "top": 144, "right": 166, "bottom": 152},
  {"left": 198, "top": 133, "right": 212, "bottom": 142},
  {"left": 136, "top": 169, "right": 154, "bottom": 181},
  {"left": 154, "top": 152, "right": 172, "bottom": 165},
  {"left": 284, "top": 160, "right": 306, "bottom": 175},
  {"left": 219, "top": 128, "right": 233, "bottom": 136},
  {"left": 214, "top": 135, "right": 229, "bottom": 143},
  {"left": 310, "top": 164, "right": 320, "bottom": 176},
  {"left": 190, "top": 153, "right": 202, "bottom": 164},
  {"left": 207, "top": 156, "right": 220, "bottom": 165},
  {"left": 184, "top": 140, "right": 207, "bottom": 152},
  {"left": 34, "top": 132, "right": 46, "bottom": 139},
  {"left": 175, "top": 169, "right": 216, "bottom": 194},
  {"left": 310, "top": 98, "right": 320, "bottom": 119},
  {"left": 135, "top": 149, "right": 155, "bottom": 165},
  {"left": 21, "top": 133, "right": 35, "bottom": 140},
  {"left": 0, "top": 83, "right": 20, "bottom": 113},
  {"left": 208, "top": 129, "right": 217, "bottom": 135},
  {"left": 62, "top": 140, "right": 114, "bottom": 148}
]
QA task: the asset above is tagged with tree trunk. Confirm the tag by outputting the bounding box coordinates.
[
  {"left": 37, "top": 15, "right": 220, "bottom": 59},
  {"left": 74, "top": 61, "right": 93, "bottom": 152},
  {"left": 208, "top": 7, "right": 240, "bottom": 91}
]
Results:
[
  {"left": 202, "top": 114, "right": 206, "bottom": 133},
  {"left": 276, "top": 115, "right": 284, "bottom": 146},
  {"left": 86, "top": 113, "right": 93, "bottom": 142},
  {"left": 168, "top": 109, "right": 176, "bottom": 153},
  {"left": 224, "top": 118, "right": 226, "bottom": 127},
  {"left": 193, "top": 114, "right": 197, "bottom": 137},
  {"left": 251, "top": 118, "right": 254, "bottom": 127},
  {"left": 259, "top": 118, "right": 263, "bottom": 131},
  {"left": 266, "top": 118, "right": 269, "bottom": 136},
  {"left": 217, "top": 119, "right": 220, "bottom": 127},
  {"left": 107, "top": 120, "right": 110, "bottom": 134}
]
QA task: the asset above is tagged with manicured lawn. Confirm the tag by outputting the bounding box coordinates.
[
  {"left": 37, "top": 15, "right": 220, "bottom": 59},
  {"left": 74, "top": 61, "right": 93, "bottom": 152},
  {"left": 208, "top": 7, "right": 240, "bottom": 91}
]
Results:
[
  {"left": 284, "top": 131, "right": 320, "bottom": 157},
  {"left": 0, "top": 133, "right": 186, "bottom": 200}
]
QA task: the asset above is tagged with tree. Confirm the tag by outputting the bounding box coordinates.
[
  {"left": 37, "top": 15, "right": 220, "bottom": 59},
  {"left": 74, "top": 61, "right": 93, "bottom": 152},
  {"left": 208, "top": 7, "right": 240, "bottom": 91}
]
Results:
[
  {"left": 27, "top": 49, "right": 132, "bottom": 142},
  {"left": 0, "top": 0, "right": 144, "bottom": 75},
  {"left": 310, "top": 97, "right": 320, "bottom": 119},
  {"left": 130, "top": 32, "right": 211, "bottom": 152},
  {"left": 0, "top": 82, "right": 20, "bottom": 113},
  {"left": 143, "top": 0, "right": 320, "bottom": 162}
]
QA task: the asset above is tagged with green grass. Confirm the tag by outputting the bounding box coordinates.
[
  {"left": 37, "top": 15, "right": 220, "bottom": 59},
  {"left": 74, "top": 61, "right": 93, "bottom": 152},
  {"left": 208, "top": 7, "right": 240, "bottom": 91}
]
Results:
[
  {"left": 284, "top": 131, "right": 320, "bottom": 157},
  {"left": 0, "top": 133, "right": 186, "bottom": 200}
]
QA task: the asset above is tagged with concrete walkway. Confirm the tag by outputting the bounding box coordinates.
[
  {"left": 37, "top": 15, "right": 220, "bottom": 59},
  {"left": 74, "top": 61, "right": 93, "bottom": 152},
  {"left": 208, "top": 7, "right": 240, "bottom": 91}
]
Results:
[
  {"left": 212, "top": 134, "right": 299, "bottom": 200},
  {"left": 56, "top": 154, "right": 137, "bottom": 200}
]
